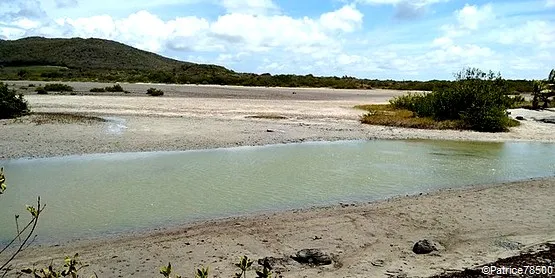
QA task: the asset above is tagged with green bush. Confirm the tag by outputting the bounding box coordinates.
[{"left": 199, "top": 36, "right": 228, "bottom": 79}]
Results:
[
  {"left": 35, "top": 87, "right": 48, "bottom": 94},
  {"left": 44, "top": 83, "right": 73, "bottom": 92},
  {"left": 389, "top": 68, "right": 513, "bottom": 132},
  {"left": 105, "top": 84, "right": 124, "bottom": 92},
  {"left": 0, "top": 82, "right": 30, "bottom": 119},
  {"left": 146, "top": 88, "right": 164, "bottom": 96},
  {"left": 90, "top": 87, "right": 106, "bottom": 92}
]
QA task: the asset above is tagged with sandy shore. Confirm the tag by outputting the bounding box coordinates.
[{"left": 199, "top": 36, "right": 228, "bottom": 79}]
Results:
[
  {"left": 2, "top": 82, "right": 555, "bottom": 277},
  {"left": 1, "top": 82, "right": 555, "bottom": 159},
  {"left": 4, "top": 178, "right": 555, "bottom": 277}
]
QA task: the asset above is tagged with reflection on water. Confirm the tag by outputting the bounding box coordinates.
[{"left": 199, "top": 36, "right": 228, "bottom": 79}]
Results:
[{"left": 0, "top": 140, "right": 553, "bottom": 244}]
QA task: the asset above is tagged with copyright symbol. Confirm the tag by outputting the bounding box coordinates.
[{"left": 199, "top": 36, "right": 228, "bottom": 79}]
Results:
[{"left": 482, "top": 266, "right": 491, "bottom": 275}]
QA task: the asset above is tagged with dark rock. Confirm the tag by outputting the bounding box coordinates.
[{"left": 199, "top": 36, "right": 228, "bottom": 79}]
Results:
[
  {"left": 516, "top": 116, "right": 525, "bottom": 120},
  {"left": 412, "top": 239, "right": 442, "bottom": 254},
  {"left": 257, "top": 256, "right": 295, "bottom": 272},
  {"left": 291, "top": 248, "right": 333, "bottom": 265},
  {"left": 539, "top": 117, "right": 555, "bottom": 124},
  {"left": 494, "top": 239, "right": 523, "bottom": 250}
]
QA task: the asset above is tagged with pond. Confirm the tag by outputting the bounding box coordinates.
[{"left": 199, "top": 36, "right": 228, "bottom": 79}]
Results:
[{"left": 1, "top": 140, "right": 554, "bottom": 244}]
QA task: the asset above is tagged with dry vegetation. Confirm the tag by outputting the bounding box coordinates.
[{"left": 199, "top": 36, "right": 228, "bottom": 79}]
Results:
[
  {"left": 29, "top": 112, "right": 106, "bottom": 125},
  {"left": 355, "top": 104, "right": 461, "bottom": 130}
]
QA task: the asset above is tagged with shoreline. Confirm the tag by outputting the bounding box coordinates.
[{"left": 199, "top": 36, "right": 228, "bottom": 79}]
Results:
[
  {"left": 3, "top": 136, "right": 555, "bottom": 161},
  {"left": 5, "top": 177, "right": 555, "bottom": 277},
  {"left": 2, "top": 112, "right": 555, "bottom": 160}
]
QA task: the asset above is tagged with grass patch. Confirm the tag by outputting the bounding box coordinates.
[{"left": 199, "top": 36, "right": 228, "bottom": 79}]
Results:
[
  {"left": 30, "top": 112, "right": 106, "bottom": 125},
  {"left": 245, "top": 114, "right": 288, "bottom": 120},
  {"left": 508, "top": 118, "right": 520, "bottom": 127},
  {"left": 356, "top": 104, "right": 463, "bottom": 130}
]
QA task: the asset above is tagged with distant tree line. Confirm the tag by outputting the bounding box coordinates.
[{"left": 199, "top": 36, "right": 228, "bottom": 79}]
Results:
[{"left": 0, "top": 66, "right": 536, "bottom": 92}]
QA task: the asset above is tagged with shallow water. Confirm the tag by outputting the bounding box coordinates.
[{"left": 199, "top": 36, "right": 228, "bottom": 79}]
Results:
[{"left": 1, "top": 140, "right": 554, "bottom": 244}]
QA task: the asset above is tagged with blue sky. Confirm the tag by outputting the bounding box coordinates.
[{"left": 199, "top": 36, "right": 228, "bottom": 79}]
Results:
[{"left": 1, "top": 0, "right": 554, "bottom": 80}]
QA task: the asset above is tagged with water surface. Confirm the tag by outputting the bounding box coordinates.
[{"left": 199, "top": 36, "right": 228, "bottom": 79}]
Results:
[{"left": 1, "top": 140, "right": 554, "bottom": 244}]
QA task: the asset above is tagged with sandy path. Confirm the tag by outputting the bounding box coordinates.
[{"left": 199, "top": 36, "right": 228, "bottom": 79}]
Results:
[{"left": 4, "top": 178, "right": 555, "bottom": 277}]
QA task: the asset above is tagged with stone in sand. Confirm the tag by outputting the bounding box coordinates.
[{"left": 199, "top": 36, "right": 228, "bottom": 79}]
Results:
[
  {"left": 412, "top": 239, "right": 443, "bottom": 254},
  {"left": 291, "top": 248, "right": 333, "bottom": 265}
]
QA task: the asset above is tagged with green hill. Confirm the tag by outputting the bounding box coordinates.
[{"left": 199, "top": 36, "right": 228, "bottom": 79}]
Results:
[
  {"left": 0, "top": 37, "right": 234, "bottom": 83},
  {"left": 0, "top": 37, "right": 193, "bottom": 71}
]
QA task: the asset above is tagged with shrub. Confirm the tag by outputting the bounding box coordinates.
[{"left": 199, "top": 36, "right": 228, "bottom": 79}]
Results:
[
  {"left": 105, "top": 84, "right": 124, "bottom": 92},
  {"left": 44, "top": 83, "right": 73, "bottom": 92},
  {"left": 90, "top": 87, "right": 106, "bottom": 92},
  {"left": 147, "top": 88, "right": 164, "bottom": 96},
  {"left": 0, "top": 82, "right": 30, "bottom": 119},
  {"left": 388, "top": 68, "right": 513, "bottom": 132},
  {"left": 35, "top": 87, "right": 48, "bottom": 94}
]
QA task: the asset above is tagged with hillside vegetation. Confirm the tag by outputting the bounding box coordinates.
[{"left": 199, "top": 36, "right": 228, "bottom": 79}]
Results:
[
  {"left": 0, "top": 37, "right": 188, "bottom": 70},
  {"left": 0, "top": 37, "right": 536, "bottom": 91}
]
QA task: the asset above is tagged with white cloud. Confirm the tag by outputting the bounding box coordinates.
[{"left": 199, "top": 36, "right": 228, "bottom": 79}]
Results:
[
  {"left": 55, "top": 0, "right": 78, "bottom": 8},
  {"left": 18, "top": 5, "right": 350, "bottom": 63},
  {"left": 209, "top": 13, "right": 333, "bottom": 52},
  {"left": 220, "top": 0, "right": 279, "bottom": 15},
  {"left": 55, "top": 11, "right": 210, "bottom": 52},
  {"left": 498, "top": 20, "right": 555, "bottom": 48},
  {"left": 356, "top": 0, "right": 448, "bottom": 8},
  {"left": 319, "top": 5, "right": 363, "bottom": 32},
  {"left": 432, "top": 36, "right": 453, "bottom": 48},
  {"left": 455, "top": 4, "right": 493, "bottom": 30},
  {"left": 547, "top": 0, "right": 555, "bottom": 7}
]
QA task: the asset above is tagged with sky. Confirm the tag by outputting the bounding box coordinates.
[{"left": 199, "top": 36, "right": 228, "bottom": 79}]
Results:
[{"left": 0, "top": 0, "right": 554, "bottom": 80}]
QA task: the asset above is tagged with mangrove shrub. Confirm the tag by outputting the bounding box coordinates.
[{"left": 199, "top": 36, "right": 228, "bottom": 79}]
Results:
[
  {"left": 390, "top": 68, "right": 513, "bottom": 132},
  {"left": 0, "top": 82, "right": 29, "bottom": 119}
]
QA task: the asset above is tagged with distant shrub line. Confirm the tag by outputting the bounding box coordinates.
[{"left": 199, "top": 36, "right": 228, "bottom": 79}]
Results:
[
  {"left": 90, "top": 84, "right": 124, "bottom": 93},
  {"left": 44, "top": 83, "right": 73, "bottom": 92}
]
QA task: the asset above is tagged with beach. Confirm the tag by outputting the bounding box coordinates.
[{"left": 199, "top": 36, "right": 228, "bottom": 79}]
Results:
[
  {"left": 1, "top": 82, "right": 555, "bottom": 277},
  {"left": 1, "top": 82, "right": 554, "bottom": 159}
]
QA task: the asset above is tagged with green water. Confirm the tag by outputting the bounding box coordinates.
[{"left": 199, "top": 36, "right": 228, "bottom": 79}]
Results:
[{"left": 1, "top": 140, "right": 554, "bottom": 244}]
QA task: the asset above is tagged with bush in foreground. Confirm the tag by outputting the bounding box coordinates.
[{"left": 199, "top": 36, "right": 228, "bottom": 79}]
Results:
[
  {"left": 147, "top": 87, "right": 164, "bottom": 96},
  {"left": 0, "top": 82, "right": 30, "bottom": 119},
  {"left": 389, "top": 68, "right": 514, "bottom": 132}
]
